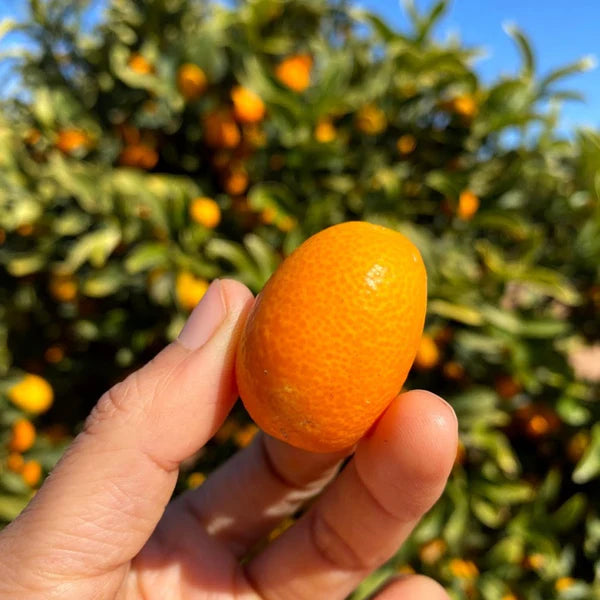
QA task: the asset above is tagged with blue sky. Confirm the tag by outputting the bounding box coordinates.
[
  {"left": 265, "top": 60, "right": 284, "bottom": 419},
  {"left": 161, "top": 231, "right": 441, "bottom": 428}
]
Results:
[{"left": 1, "top": 0, "right": 598, "bottom": 133}]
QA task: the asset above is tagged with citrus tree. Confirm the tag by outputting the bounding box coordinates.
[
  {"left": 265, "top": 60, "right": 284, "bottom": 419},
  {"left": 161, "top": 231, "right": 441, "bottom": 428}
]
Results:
[{"left": 0, "top": 1, "right": 599, "bottom": 598}]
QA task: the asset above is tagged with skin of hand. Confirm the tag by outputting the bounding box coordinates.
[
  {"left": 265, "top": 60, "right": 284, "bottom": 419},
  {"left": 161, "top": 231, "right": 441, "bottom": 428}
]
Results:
[{"left": 0, "top": 279, "right": 458, "bottom": 600}]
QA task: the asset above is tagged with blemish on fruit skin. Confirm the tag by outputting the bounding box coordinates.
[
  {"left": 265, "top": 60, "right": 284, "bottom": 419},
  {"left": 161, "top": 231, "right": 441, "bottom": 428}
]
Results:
[{"left": 365, "top": 263, "right": 387, "bottom": 290}]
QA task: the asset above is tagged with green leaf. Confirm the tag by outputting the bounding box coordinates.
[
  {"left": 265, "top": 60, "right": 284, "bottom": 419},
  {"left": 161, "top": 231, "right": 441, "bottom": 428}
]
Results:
[
  {"left": 428, "top": 299, "right": 484, "bottom": 326},
  {"left": 0, "top": 472, "right": 29, "bottom": 495},
  {"left": 52, "top": 211, "right": 92, "bottom": 236},
  {"left": 503, "top": 23, "right": 535, "bottom": 78},
  {"left": 444, "top": 477, "right": 470, "bottom": 547},
  {"left": 537, "top": 469, "right": 562, "bottom": 504},
  {"left": 471, "top": 431, "right": 521, "bottom": 476},
  {"left": 539, "top": 56, "right": 597, "bottom": 90},
  {"left": 205, "top": 238, "right": 261, "bottom": 289},
  {"left": 82, "top": 265, "right": 125, "bottom": 297},
  {"left": 124, "top": 242, "right": 169, "bottom": 274},
  {"left": 248, "top": 182, "right": 295, "bottom": 213},
  {"left": 5, "top": 252, "right": 46, "bottom": 277},
  {"left": 557, "top": 396, "right": 591, "bottom": 426},
  {"left": 0, "top": 18, "right": 17, "bottom": 44},
  {"left": 425, "top": 170, "right": 464, "bottom": 198},
  {"left": 0, "top": 494, "right": 29, "bottom": 521},
  {"left": 487, "top": 536, "right": 524, "bottom": 564},
  {"left": 243, "top": 234, "right": 279, "bottom": 287},
  {"left": 31, "top": 87, "right": 55, "bottom": 128},
  {"left": 415, "top": 1, "right": 448, "bottom": 44},
  {"left": 357, "top": 11, "right": 401, "bottom": 43},
  {"left": 573, "top": 423, "right": 600, "bottom": 484},
  {"left": 61, "top": 223, "right": 122, "bottom": 273},
  {"left": 472, "top": 496, "right": 508, "bottom": 528},
  {"left": 480, "top": 305, "right": 570, "bottom": 338},
  {"left": 552, "top": 494, "right": 587, "bottom": 532},
  {"left": 474, "top": 480, "right": 534, "bottom": 505}
]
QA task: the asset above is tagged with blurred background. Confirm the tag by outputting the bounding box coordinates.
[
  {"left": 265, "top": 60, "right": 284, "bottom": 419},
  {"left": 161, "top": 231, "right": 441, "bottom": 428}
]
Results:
[{"left": 0, "top": 1, "right": 599, "bottom": 598}]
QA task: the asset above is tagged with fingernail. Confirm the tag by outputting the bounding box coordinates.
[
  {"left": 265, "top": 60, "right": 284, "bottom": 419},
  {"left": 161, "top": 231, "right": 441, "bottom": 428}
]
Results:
[{"left": 178, "top": 280, "right": 227, "bottom": 349}]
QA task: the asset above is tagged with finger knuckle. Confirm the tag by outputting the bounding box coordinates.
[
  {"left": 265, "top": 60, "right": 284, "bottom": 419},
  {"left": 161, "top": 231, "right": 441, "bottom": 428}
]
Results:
[
  {"left": 83, "top": 371, "right": 144, "bottom": 435},
  {"left": 309, "top": 510, "right": 373, "bottom": 571}
]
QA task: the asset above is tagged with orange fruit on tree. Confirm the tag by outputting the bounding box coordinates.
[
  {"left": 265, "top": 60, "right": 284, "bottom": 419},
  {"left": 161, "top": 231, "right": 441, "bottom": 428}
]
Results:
[
  {"left": 9, "top": 419, "right": 36, "bottom": 452},
  {"left": 419, "top": 538, "right": 447, "bottom": 565},
  {"left": 176, "top": 271, "right": 210, "bottom": 311},
  {"left": 224, "top": 167, "right": 249, "bottom": 196},
  {"left": 275, "top": 54, "right": 312, "bottom": 92},
  {"left": 186, "top": 471, "right": 206, "bottom": 489},
  {"left": 119, "top": 144, "right": 158, "bottom": 170},
  {"left": 16, "top": 223, "right": 34, "bottom": 236},
  {"left": 21, "top": 459, "right": 42, "bottom": 487},
  {"left": 314, "top": 119, "right": 336, "bottom": 143},
  {"left": 56, "top": 129, "right": 91, "bottom": 154},
  {"left": 457, "top": 189, "right": 480, "bottom": 220},
  {"left": 276, "top": 215, "right": 296, "bottom": 232},
  {"left": 177, "top": 63, "right": 208, "bottom": 100},
  {"left": 49, "top": 273, "right": 78, "bottom": 302},
  {"left": 6, "top": 452, "right": 24, "bottom": 473},
  {"left": 355, "top": 104, "right": 387, "bottom": 135},
  {"left": 450, "top": 94, "right": 478, "bottom": 119},
  {"left": 8, "top": 373, "right": 54, "bottom": 414},
  {"left": 24, "top": 128, "right": 41, "bottom": 146},
  {"left": 414, "top": 333, "right": 440, "bottom": 369},
  {"left": 44, "top": 345, "right": 65, "bottom": 364},
  {"left": 236, "top": 221, "right": 427, "bottom": 452},
  {"left": 203, "top": 110, "right": 241, "bottom": 149},
  {"left": 397, "top": 134, "right": 417, "bottom": 155},
  {"left": 260, "top": 206, "right": 277, "bottom": 224},
  {"left": 128, "top": 53, "right": 153, "bottom": 75},
  {"left": 231, "top": 86, "right": 266, "bottom": 123},
  {"left": 189, "top": 197, "right": 221, "bottom": 228}
]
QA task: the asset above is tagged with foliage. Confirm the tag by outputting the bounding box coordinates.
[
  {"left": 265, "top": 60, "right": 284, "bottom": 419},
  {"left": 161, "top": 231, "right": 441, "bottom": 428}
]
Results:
[{"left": 0, "top": 0, "right": 599, "bottom": 598}]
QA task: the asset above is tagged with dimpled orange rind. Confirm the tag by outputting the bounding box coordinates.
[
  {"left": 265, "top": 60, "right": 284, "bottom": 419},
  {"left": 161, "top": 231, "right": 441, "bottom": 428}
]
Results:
[{"left": 235, "top": 221, "right": 427, "bottom": 452}]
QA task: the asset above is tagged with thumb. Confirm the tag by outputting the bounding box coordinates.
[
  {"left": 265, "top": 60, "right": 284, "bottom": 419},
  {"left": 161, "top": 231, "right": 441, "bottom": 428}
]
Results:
[{"left": 2, "top": 279, "right": 253, "bottom": 581}]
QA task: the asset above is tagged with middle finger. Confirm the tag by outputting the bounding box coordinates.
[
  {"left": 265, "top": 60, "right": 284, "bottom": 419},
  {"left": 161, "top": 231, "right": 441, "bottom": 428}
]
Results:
[{"left": 165, "top": 432, "right": 348, "bottom": 556}]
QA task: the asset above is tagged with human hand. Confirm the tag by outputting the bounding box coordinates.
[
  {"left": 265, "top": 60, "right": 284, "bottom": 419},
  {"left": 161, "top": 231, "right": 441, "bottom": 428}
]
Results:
[{"left": 0, "top": 279, "right": 458, "bottom": 599}]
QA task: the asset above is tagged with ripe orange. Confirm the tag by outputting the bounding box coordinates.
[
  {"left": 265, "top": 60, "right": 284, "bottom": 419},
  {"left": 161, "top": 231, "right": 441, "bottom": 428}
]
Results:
[
  {"left": 457, "top": 189, "right": 479, "bottom": 220},
  {"left": 397, "top": 134, "right": 417, "bottom": 155},
  {"left": 8, "top": 373, "right": 54, "bottom": 414},
  {"left": 314, "top": 119, "right": 336, "bottom": 143},
  {"left": 118, "top": 144, "right": 158, "bottom": 169},
  {"left": 414, "top": 333, "right": 440, "bottom": 369},
  {"left": 128, "top": 53, "right": 153, "bottom": 75},
  {"left": 189, "top": 197, "right": 221, "bottom": 228},
  {"left": 177, "top": 63, "right": 208, "bottom": 100},
  {"left": 21, "top": 460, "right": 42, "bottom": 487},
  {"left": 275, "top": 54, "right": 313, "bottom": 92},
  {"left": 9, "top": 419, "right": 36, "bottom": 452},
  {"left": 224, "top": 167, "right": 249, "bottom": 196},
  {"left": 49, "top": 274, "right": 78, "bottom": 302},
  {"left": 236, "top": 221, "right": 427, "bottom": 452},
  {"left": 203, "top": 110, "right": 241, "bottom": 149},
  {"left": 419, "top": 538, "right": 447, "bottom": 564},
  {"left": 355, "top": 104, "right": 387, "bottom": 135},
  {"left": 450, "top": 94, "right": 478, "bottom": 119},
  {"left": 56, "top": 129, "right": 91, "bottom": 154},
  {"left": 6, "top": 452, "right": 24, "bottom": 473},
  {"left": 176, "top": 271, "right": 210, "bottom": 311},
  {"left": 231, "top": 86, "right": 266, "bottom": 123}
]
